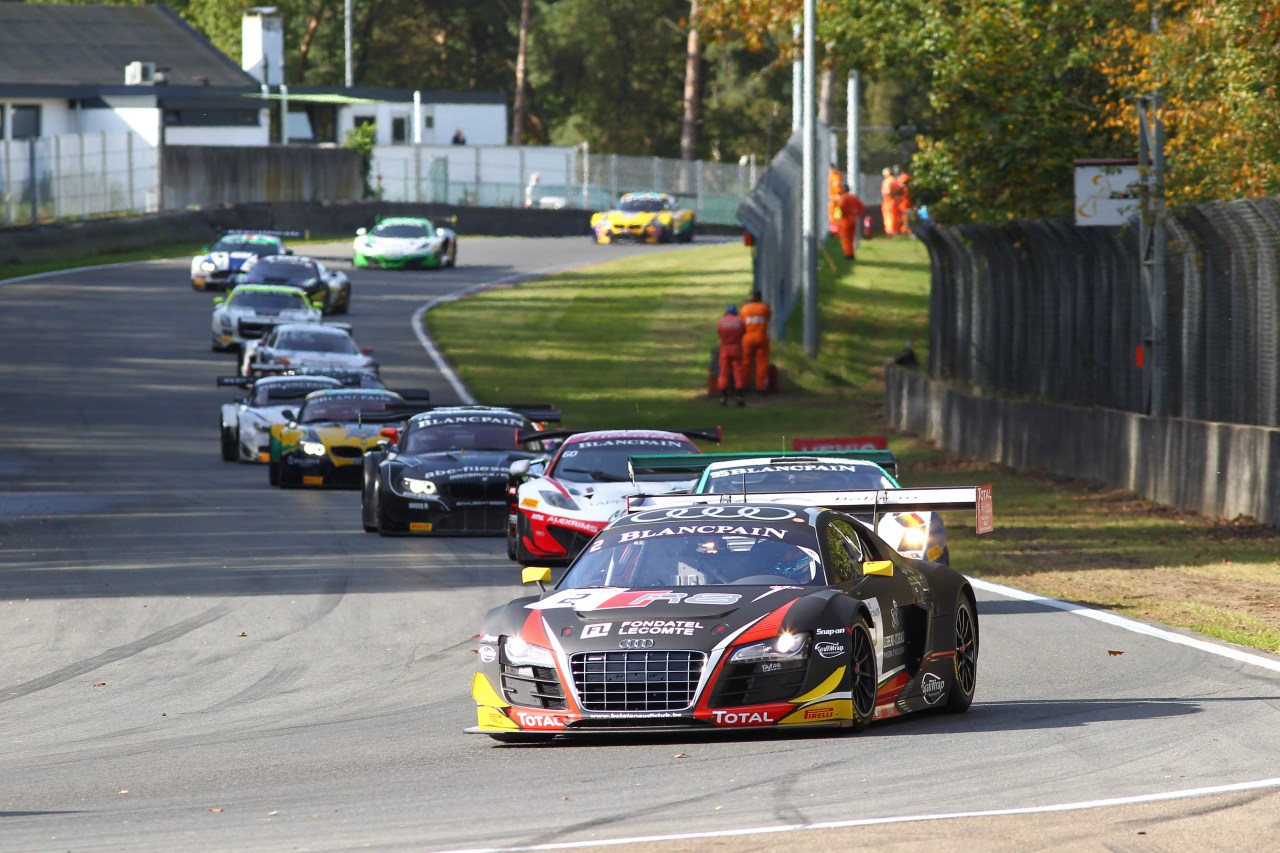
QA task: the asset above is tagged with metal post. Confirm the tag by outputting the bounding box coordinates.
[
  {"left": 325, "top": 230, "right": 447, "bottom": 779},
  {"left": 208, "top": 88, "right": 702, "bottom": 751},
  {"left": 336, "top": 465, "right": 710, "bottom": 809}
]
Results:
[
  {"left": 344, "top": 0, "right": 353, "bottom": 87},
  {"left": 581, "top": 142, "right": 589, "bottom": 209},
  {"left": 100, "top": 131, "right": 108, "bottom": 213},
  {"left": 126, "top": 131, "right": 134, "bottom": 212},
  {"left": 52, "top": 135, "right": 61, "bottom": 220},
  {"left": 847, "top": 70, "right": 859, "bottom": 194},
  {"left": 280, "top": 83, "right": 289, "bottom": 145},
  {"left": 413, "top": 90, "right": 422, "bottom": 144},
  {"left": 791, "top": 22, "right": 802, "bottom": 132},
  {"left": 29, "top": 137, "right": 38, "bottom": 223},
  {"left": 1137, "top": 4, "right": 1166, "bottom": 417},
  {"left": 801, "top": 0, "right": 818, "bottom": 358}
]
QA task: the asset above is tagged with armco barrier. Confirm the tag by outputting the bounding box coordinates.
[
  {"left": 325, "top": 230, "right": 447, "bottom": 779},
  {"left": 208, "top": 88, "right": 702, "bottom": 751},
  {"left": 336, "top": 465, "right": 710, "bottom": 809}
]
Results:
[
  {"left": 0, "top": 201, "right": 596, "bottom": 266},
  {"left": 884, "top": 363, "right": 1280, "bottom": 528}
]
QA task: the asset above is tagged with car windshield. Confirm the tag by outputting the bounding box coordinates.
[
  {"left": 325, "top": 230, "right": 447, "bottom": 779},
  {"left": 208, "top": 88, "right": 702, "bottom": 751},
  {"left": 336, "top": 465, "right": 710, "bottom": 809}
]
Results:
[
  {"left": 228, "top": 289, "right": 307, "bottom": 312},
  {"left": 561, "top": 522, "right": 824, "bottom": 588},
  {"left": 275, "top": 330, "right": 358, "bottom": 354},
  {"left": 702, "top": 463, "right": 896, "bottom": 494},
  {"left": 299, "top": 396, "right": 394, "bottom": 423},
  {"left": 402, "top": 423, "right": 522, "bottom": 454},
  {"left": 371, "top": 223, "right": 431, "bottom": 239},
  {"left": 212, "top": 237, "right": 281, "bottom": 256},
  {"left": 617, "top": 197, "right": 671, "bottom": 213},
  {"left": 551, "top": 437, "right": 697, "bottom": 483},
  {"left": 244, "top": 259, "right": 316, "bottom": 285}
]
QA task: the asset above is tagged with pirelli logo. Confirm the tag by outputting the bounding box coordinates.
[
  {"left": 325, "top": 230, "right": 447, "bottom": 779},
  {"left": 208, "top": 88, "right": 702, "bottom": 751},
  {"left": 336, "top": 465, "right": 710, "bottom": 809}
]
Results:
[{"left": 803, "top": 706, "right": 836, "bottom": 721}]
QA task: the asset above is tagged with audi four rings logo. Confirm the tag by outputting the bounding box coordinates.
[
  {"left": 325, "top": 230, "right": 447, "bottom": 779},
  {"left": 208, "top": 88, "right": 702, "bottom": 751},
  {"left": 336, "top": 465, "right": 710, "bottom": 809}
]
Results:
[
  {"left": 619, "top": 638, "right": 655, "bottom": 649},
  {"left": 631, "top": 505, "right": 797, "bottom": 523}
]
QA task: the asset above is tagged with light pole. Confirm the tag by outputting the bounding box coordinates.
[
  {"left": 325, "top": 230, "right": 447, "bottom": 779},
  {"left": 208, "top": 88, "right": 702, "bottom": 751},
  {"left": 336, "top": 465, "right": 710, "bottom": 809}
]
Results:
[
  {"left": 344, "top": 0, "right": 353, "bottom": 87},
  {"left": 801, "top": 0, "right": 818, "bottom": 358}
]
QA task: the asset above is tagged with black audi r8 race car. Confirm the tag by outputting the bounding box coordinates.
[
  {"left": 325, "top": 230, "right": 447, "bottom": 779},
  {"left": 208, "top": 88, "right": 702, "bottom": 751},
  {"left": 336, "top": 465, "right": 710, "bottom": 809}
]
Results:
[
  {"left": 360, "top": 405, "right": 560, "bottom": 536},
  {"left": 468, "top": 485, "right": 992, "bottom": 742}
]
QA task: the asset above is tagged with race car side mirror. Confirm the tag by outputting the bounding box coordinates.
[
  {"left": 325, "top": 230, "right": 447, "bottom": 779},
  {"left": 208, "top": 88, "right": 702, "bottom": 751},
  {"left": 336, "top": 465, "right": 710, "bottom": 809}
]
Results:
[
  {"left": 379, "top": 427, "right": 399, "bottom": 441},
  {"left": 280, "top": 409, "right": 296, "bottom": 422},
  {"left": 509, "top": 459, "right": 532, "bottom": 477},
  {"left": 862, "top": 560, "right": 894, "bottom": 577},
  {"left": 356, "top": 227, "right": 368, "bottom": 236},
  {"left": 312, "top": 298, "right": 325, "bottom": 309},
  {"left": 213, "top": 297, "right": 224, "bottom": 305},
  {"left": 522, "top": 566, "right": 552, "bottom": 592},
  {"left": 362, "top": 347, "right": 373, "bottom": 355}
]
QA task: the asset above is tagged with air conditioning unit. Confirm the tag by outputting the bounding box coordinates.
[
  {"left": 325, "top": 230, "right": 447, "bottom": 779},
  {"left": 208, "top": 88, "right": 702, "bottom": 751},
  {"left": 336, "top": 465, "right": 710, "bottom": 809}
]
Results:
[{"left": 125, "top": 61, "right": 156, "bottom": 86}]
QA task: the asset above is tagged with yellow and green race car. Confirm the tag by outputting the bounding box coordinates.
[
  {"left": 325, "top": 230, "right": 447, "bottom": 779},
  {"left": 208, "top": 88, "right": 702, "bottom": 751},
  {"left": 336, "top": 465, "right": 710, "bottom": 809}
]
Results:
[
  {"left": 268, "top": 388, "right": 430, "bottom": 488},
  {"left": 590, "top": 192, "right": 695, "bottom": 244}
]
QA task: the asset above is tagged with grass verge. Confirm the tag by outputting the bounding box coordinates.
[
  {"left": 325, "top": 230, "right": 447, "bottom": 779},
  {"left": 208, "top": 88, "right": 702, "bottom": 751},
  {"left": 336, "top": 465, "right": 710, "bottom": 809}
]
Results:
[{"left": 428, "top": 235, "right": 1280, "bottom": 654}]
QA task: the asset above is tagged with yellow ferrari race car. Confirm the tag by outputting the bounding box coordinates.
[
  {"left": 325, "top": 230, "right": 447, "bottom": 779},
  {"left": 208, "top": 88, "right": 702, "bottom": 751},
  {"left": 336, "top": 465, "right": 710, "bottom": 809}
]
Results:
[{"left": 590, "top": 192, "right": 695, "bottom": 244}]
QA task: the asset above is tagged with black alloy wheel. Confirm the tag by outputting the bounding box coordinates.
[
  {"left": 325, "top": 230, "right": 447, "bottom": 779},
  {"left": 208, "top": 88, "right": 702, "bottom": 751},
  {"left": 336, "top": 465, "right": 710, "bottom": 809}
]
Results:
[
  {"left": 945, "top": 593, "right": 978, "bottom": 713},
  {"left": 220, "top": 422, "right": 238, "bottom": 462},
  {"left": 848, "top": 615, "right": 877, "bottom": 731}
]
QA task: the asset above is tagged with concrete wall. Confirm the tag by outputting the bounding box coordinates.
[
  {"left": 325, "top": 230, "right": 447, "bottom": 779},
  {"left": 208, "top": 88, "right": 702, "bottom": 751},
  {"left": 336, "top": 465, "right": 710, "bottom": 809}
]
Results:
[
  {"left": 161, "top": 145, "right": 363, "bottom": 208},
  {"left": 884, "top": 364, "right": 1280, "bottom": 528},
  {"left": 0, "top": 201, "right": 594, "bottom": 266}
]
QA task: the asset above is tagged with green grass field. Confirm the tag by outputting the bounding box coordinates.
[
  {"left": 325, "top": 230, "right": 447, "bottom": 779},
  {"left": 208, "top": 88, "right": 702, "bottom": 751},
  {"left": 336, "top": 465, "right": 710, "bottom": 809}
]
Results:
[{"left": 429, "top": 234, "right": 1280, "bottom": 653}]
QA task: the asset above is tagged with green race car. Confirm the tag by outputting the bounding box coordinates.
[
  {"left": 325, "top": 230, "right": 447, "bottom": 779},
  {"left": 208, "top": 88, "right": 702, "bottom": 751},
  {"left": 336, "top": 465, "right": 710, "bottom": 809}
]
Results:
[{"left": 352, "top": 217, "right": 458, "bottom": 270}]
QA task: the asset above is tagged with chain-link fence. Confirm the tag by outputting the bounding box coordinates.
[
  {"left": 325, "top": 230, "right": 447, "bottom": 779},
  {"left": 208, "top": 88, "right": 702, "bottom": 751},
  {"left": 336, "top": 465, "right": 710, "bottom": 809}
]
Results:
[
  {"left": 918, "top": 196, "right": 1280, "bottom": 427},
  {"left": 736, "top": 128, "right": 832, "bottom": 339},
  {"left": 371, "top": 144, "right": 755, "bottom": 226},
  {"left": 1, "top": 132, "right": 159, "bottom": 225}
]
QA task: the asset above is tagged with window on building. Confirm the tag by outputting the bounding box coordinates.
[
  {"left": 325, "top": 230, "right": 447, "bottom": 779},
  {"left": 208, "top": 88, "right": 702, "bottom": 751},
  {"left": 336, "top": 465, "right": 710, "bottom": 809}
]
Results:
[
  {"left": 424, "top": 115, "right": 434, "bottom": 130},
  {"left": 392, "top": 116, "right": 407, "bottom": 144},
  {"left": 12, "top": 105, "right": 40, "bottom": 139},
  {"left": 354, "top": 115, "right": 375, "bottom": 128}
]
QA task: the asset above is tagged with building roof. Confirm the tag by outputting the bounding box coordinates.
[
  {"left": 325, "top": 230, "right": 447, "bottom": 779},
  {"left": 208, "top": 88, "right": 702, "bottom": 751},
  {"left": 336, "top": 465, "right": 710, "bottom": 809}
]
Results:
[{"left": 0, "top": 3, "right": 258, "bottom": 90}]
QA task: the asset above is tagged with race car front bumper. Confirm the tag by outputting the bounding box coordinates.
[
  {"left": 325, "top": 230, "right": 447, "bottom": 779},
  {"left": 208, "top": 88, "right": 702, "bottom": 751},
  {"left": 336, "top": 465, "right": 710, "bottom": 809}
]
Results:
[
  {"left": 280, "top": 449, "right": 365, "bottom": 488},
  {"left": 353, "top": 251, "right": 443, "bottom": 270},
  {"left": 379, "top": 489, "right": 508, "bottom": 535}
]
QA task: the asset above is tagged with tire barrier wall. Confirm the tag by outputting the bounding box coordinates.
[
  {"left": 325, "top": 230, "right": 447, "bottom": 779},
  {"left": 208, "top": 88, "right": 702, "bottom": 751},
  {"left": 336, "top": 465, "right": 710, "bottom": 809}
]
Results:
[
  {"left": 918, "top": 197, "right": 1280, "bottom": 428},
  {"left": 885, "top": 363, "right": 1280, "bottom": 528}
]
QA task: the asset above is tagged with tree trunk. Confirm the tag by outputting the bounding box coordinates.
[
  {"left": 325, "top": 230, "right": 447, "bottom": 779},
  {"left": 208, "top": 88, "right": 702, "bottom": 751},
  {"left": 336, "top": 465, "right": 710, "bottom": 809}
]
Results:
[
  {"left": 511, "top": 0, "right": 531, "bottom": 145},
  {"left": 679, "top": 0, "right": 701, "bottom": 193},
  {"left": 818, "top": 65, "right": 835, "bottom": 126}
]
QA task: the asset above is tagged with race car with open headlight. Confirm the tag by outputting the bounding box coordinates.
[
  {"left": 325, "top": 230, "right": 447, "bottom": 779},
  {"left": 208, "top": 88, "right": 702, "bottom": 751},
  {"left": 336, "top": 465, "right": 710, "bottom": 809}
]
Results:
[
  {"left": 268, "top": 387, "right": 430, "bottom": 488},
  {"left": 630, "top": 450, "right": 953, "bottom": 565},
  {"left": 190, "top": 231, "right": 291, "bottom": 291},
  {"left": 361, "top": 405, "right": 559, "bottom": 535},
  {"left": 210, "top": 283, "right": 322, "bottom": 352},
  {"left": 468, "top": 484, "right": 992, "bottom": 742},
  {"left": 590, "top": 192, "right": 695, "bottom": 244},
  {"left": 506, "top": 428, "right": 721, "bottom": 566}
]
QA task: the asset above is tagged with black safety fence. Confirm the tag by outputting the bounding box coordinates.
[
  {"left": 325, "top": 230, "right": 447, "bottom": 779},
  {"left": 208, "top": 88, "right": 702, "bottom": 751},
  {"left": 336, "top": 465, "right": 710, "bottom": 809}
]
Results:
[{"left": 917, "top": 197, "right": 1280, "bottom": 428}]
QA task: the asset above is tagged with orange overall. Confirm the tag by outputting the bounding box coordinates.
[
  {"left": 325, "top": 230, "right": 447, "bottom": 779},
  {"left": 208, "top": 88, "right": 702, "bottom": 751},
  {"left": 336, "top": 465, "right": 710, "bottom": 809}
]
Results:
[
  {"left": 836, "top": 191, "right": 866, "bottom": 259},
  {"left": 881, "top": 172, "right": 902, "bottom": 236},
  {"left": 716, "top": 312, "right": 746, "bottom": 392},
  {"left": 740, "top": 298, "right": 772, "bottom": 392}
]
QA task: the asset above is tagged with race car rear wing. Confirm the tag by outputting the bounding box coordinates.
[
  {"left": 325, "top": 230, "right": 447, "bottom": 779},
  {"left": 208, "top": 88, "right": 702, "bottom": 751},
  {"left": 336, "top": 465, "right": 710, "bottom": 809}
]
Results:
[
  {"left": 628, "top": 449, "right": 899, "bottom": 480},
  {"left": 627, "top": 485, "right": 995, "bottom": 534},
  {"left": 357, "top": 403, "right": 436, "bottom": 424}
]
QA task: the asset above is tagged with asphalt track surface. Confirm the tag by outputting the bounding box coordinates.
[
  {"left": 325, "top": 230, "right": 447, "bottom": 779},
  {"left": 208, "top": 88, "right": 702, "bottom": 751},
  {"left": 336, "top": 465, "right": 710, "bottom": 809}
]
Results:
[{"left": 2, "top": 237, "right": 1279, "bottom": 852}]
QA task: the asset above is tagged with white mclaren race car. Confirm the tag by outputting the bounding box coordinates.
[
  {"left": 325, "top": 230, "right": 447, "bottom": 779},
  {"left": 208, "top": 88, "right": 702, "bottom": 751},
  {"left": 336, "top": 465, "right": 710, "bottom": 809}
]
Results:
[
  {"left": 210, "top": 284, "right": 322, "bottom": 352},
  {"left": 240, "top": 323, "right": 376, "bottom": 378},
  {"left": 506, "top": 428, "right": 720, "bottom": 565}
]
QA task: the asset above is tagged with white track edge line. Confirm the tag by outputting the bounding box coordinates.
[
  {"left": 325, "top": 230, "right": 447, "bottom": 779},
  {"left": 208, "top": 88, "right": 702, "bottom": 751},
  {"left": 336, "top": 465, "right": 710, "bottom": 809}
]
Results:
[
  {"left": 429, "top": 775, "right": 1280, "bottom": 853},
  {"left": 1, "top": 258, "right": 174, "bottom": 285},
  {"left": 968, "top": 577, "right": 1280, "bottom": 674},
  {"left": 411, "top": 266, "right": 585, "bottom": 405}
]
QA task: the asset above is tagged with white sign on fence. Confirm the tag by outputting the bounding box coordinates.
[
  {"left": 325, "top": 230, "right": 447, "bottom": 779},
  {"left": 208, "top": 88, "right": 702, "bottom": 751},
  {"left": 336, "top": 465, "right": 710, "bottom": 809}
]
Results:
[{"left": 1074, "top": 159, "right": 1140, "bottom": 227}]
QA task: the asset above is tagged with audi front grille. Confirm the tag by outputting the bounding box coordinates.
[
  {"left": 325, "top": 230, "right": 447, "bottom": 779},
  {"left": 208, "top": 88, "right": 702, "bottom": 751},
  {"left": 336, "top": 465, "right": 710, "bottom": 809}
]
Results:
[{"left": 570, "top": 650, "right": 704, "bottom": 712}]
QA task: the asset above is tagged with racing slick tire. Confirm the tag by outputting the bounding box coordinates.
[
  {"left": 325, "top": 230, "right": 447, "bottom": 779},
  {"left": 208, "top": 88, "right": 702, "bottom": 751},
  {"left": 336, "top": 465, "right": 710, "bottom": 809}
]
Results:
[
  {"left": 333, "top": 284, "right": 351, "bottom": 315},
  {"left": 487, "top": 732, "right": 555, "bottom": 744},
  {"left": 376, "top": 498, "right": 405, "bottom": 536},
  {"left": 680, "top": 220, "right": 696, "bottom": 243},
  {"left": 944, "top": 591, "right": 979, "bottom": 713},
  {"left": 444, "top": 241, "right": 457, "bottom": 268},
  {"left": 268, "top": 460, "right": 281, "bottom": 487},
  {"left": 361, "top": 457, "right": 380, "bottom": 533},
  {"left": 220, "top": 422, "right": 238, "bottom": 462},
  {"left": 505, "top": 519, "right": 518, "bottom": 561},
  {"left": 847, "top": 614, "right": 878, "bottom": 732},
  {"left": 512, "top": 514, "right": 535, "bottom": 564}
]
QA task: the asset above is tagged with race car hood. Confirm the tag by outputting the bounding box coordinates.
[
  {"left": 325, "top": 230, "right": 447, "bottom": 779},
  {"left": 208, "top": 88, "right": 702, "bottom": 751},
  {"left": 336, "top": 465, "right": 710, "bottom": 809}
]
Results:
[
  {"left": 206, "top": 251, "right": 258, "bottom": 271},
  {"left": 359, "top": 234, "right": 445, "bottom": 255},
  {"left": 268, "top": 351, "right": 374, "bottom": 371},
  {"left": 393, "top": 449, "right": 531, "bottom": 479},
  {"left": 503, "top": 585, "right": 819, "bottom": 651},
  {"left": 540, "top": 477, "right": 696, "bottom": 522},
  {"left": 223, "top": 306, "right": 316, "bottom": 323},
  {"left": 600, "top": 210, "right": 664, "bottom": 227}
]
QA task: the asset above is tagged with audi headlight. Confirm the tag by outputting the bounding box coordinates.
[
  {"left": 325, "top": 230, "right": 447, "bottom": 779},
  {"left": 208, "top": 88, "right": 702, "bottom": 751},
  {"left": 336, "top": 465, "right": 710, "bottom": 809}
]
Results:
[
  {"left": 730, "top": 631, "right": 811, "bottom": 664},
  {"left": 537, "top": 489, "right": 579, "bottom": 511},
  {"left": 504, "top": 636, "right": 555, "bottom": 668},
  {"left": 402, "top": 477, "right": 437, "bottom": 495},
  {"left": 300, "top": 441, "right": 326, "bottom": 456},
  {"left": 200, "top": 260, "right": 217, "bottom": 272}
]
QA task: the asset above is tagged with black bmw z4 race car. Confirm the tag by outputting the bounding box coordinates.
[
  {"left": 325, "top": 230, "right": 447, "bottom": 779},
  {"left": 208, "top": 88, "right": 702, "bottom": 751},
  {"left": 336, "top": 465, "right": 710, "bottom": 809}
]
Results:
[
  {"left": 361, "top": 405, "right": 560, "bottom": 535},
  {"left": 468, "top": 485, "right": 992, "bottom": 742}
]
